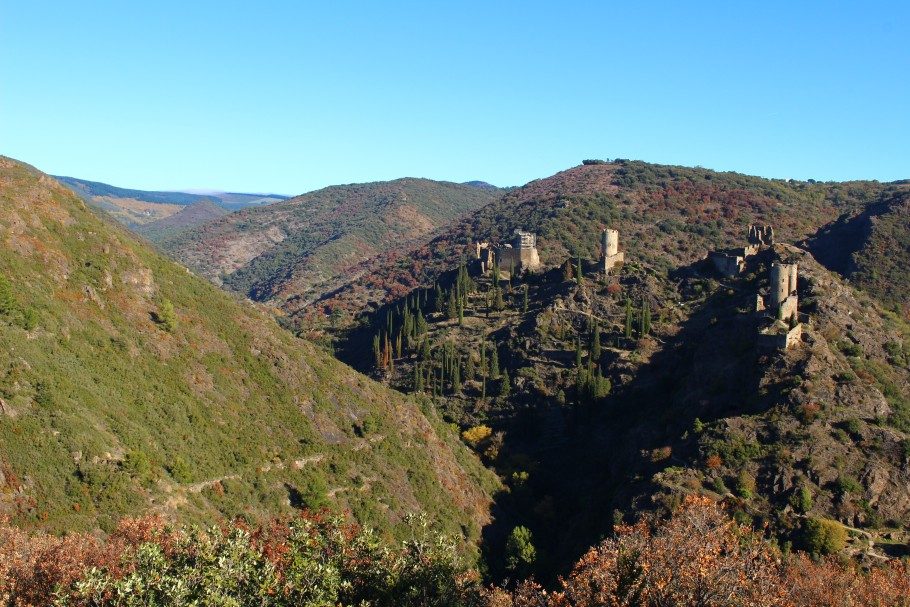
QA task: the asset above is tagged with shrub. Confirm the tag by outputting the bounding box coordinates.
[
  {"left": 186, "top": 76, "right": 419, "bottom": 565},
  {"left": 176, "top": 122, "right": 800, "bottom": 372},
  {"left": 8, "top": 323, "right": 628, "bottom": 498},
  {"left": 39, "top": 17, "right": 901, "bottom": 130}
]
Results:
[
  {"left": 835, "top": 475, "right": 863, "bottom": 496},
  {"left": 504, "top": 526, "right": 536, "bottom": 574},
  {"left": 803, "top": 517, "right": 848, "bottom": 555},
  {"left": 790, "top": 484, "right": 813, "bottom": 514},
  {"left": 155, "top": 298, "right": 178, "bottom": 332},
  {"left": 167, "top": 456, "right": 193, "bottom": 484},
  {"left": 461, "top": 425, "right": 492, "bottom": 447},
  {"left": 735, "top": 471, "right": 757, "bottom": 499}
]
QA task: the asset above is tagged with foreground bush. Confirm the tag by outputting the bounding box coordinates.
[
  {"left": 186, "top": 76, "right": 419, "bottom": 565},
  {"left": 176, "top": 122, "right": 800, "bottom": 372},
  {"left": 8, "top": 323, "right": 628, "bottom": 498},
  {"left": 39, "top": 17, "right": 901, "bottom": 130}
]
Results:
[
  {"left": 3, "top": 498, "right": 909, "bottom": 606},
  {"left": 486, "top": 496, "right": 910, "bottom": 607},
  {"left": 1, "top": 512, "right": 476, "bottom": 607}
]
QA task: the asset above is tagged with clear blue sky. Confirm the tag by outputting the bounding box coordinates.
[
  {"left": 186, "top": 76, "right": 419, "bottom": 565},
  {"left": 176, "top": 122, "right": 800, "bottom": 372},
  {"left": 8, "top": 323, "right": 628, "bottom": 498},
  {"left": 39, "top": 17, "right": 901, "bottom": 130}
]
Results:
[{"left": 1, "top": 1, "right": 907, "bottom": 194}]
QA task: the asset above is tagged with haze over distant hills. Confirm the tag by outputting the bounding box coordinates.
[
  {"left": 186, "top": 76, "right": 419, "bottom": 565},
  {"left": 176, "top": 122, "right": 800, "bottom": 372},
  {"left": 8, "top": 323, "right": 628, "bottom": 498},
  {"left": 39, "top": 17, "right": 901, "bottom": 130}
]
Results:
[{"left": 53, "top": 175, "right": 289, "bottom": 228}]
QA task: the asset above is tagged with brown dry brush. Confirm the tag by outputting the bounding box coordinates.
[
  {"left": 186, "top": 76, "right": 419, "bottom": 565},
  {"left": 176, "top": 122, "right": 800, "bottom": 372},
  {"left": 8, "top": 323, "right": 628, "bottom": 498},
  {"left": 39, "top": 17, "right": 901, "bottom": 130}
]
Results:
[
  {"left": 0, "top": 515, "right": 172, "bottom": 606},
  {"left": 1, "top": 499, "right": 909, "bottom": 606}
]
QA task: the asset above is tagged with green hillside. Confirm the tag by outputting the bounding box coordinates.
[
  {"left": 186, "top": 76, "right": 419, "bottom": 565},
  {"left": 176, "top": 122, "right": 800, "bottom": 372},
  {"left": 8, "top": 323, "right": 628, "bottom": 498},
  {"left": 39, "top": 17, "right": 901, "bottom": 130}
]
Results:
[
  {"left": 159, "top": 178, "right": 502, "bottom": 307},
  {"left": 0, "top": 157, "right": 496, "bottom": 542}
]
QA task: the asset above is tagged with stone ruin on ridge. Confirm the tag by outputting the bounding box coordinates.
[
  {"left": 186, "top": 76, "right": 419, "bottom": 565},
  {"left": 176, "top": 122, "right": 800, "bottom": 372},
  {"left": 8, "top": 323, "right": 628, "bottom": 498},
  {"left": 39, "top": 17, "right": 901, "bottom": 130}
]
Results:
[
  {"left": 709, "top": 224, "right": 774, "bottom": 278},
  {"left": 474, "top": 229, "right": 541, "bottom": 276},
  {"left": 757, "top": 259, "right": 803, "bottom": 351}
]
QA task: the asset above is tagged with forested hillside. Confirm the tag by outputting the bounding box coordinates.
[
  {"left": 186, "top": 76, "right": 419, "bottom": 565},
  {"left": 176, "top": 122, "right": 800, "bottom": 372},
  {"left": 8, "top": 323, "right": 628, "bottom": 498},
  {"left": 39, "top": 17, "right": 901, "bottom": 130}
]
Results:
[{"left": 300, "top": 161, "right": 903, "bottom": 325}]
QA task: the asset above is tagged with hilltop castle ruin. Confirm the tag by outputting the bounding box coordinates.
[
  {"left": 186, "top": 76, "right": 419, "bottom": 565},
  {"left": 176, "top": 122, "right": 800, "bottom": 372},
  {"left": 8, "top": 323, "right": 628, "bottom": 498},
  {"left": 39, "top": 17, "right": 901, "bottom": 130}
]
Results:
[
  {"left": 757, "top": 259, "right": 803, "bottom": 350},
  {"left": 709, "top": 224, "right": 774, "bottom": 277},
  {"left": 474, "top": 229, "right": 541, "bottom": 275},
  {"left": 600, "top": 228, "right": 624, "bottom": 274}
]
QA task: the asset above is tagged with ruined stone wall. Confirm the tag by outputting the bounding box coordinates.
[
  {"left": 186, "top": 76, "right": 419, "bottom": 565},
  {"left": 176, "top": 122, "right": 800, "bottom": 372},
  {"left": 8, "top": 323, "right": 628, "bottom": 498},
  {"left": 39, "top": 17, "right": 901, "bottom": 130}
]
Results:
[
  {"left": 710, "top": 252, "right": 745, "bottom": 278},
  {"left": 748, "top": 224, "right": 774, "bottom": 246}
]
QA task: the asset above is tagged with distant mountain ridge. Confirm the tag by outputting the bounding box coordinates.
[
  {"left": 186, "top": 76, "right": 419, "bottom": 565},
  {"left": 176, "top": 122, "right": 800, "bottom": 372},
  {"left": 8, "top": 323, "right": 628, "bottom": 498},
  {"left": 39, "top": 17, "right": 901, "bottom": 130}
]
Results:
[
  {"left": 54, "top": 176, "right": 289, "bottom": 208},
  {"left": 53, "top": 176, "right": 289, "bottom": 230}
]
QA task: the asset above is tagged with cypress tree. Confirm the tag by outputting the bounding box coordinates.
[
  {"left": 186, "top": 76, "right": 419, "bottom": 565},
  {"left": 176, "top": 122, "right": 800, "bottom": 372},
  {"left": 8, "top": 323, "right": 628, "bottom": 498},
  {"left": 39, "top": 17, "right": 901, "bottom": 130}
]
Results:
[
  {"left": 446, "top": 289, "right": 457, "bottom": 320},
  {"left": 522, "top": 284, "right": 529, "bottom": 314},
  {"left": 576, "top": 256, "right": 584, "bottom": 286},
  {"left": 490, "top": 346, "right": 500, "bottom": 379},
  {"left": 452, "top": 361, "right": 462, "bottom": 394},
  {"left": 499, "top": 369, "right": 511, "bottom": 398},
  {"left": 480, "top": 343, "right": 487, "bottom": 399},
  {"left": 591, "top": 322, "right": 601, "bottom": 361},
  {"left": 624, "top": 298, "right": 633, "bottom": 340},
  {"left": 563, "top": 259, "right": 573, "bottom": 281},
  {"left": 416, "top": 312, "right": 428, "bottom": 336},
  {"left": 465, "top": 354, "right": 476, "bottom": 380},
  {"left": 575, "top": 337, "right": 583, "bottom": 368},
  {"left": 414, "top": 365, "right": 424, "bottom": 392},
  {"left": 434, "top": 283, "right": 444, "bottom": 314},
  {"left": 642, "top": 300, "right": 651, "bottom": 336},
  {"left": 373, "top": 333, "right": 382, "bottom": 369}
]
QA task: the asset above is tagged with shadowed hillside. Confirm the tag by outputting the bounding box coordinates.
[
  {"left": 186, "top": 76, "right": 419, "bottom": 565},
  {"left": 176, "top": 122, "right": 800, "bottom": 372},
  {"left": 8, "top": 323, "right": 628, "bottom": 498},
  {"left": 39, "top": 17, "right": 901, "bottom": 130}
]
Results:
[
  {"left": 295, "top": 160, "right": 909, "bottom": 580},
  {"left": 806, "top": 187, "right": 910, "bottom": 314}
]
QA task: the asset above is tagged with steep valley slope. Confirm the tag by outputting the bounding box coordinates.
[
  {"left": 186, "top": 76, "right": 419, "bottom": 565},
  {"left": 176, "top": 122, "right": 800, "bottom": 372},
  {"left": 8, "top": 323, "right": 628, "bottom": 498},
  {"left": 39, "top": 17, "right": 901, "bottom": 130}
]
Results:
[
  {"left": 157, "top": 178, "right": 502, "bottom": 307},
  {"left": 0, "top": 157, "right": 497, "bottom": 546}
]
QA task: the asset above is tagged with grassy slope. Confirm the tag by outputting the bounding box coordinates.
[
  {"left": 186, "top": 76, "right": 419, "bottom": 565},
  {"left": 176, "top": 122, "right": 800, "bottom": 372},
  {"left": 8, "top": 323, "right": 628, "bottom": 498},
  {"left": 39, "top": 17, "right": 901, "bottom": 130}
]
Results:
[
  {"left": 0, "top": 157, "right": 496, "bottom": 542},
  {"left": 160, "top": 178, "right": 502, "bottom": 306}
]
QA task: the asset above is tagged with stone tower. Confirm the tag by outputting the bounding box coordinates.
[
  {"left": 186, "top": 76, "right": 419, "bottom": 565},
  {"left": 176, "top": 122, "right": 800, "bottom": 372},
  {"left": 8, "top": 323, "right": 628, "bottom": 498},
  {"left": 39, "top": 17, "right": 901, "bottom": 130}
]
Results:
[
  {"left": 770, "top": 262, "right": 798, "bottom": 322},
  {"left": 600, "top": 228, "right": 624, "bottom": 273}
]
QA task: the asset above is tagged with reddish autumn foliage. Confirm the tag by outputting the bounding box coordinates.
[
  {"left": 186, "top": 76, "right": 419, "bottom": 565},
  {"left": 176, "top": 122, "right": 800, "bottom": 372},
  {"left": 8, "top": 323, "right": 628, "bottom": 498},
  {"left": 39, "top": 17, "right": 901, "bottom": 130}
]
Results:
[
  {"left": 0, "top": 515, "right": 171, "bottom": 606},
  {"left": 2, "top": 501, "right": 909, "bottom": 606},
  {"left": 484, "top": 496, "right": 910, "bottom": 607}
]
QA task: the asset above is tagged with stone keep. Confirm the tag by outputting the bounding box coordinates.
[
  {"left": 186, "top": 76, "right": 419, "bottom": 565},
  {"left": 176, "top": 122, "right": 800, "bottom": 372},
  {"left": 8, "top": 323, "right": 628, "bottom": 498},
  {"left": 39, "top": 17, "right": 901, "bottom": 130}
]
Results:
[
  {"left": 492, "top": 229, "right": 541, "bottom": 274},
  {"left": 770, "top": 262, "right": 798, "bottom": 322},
  {"left": 600, "top": 228, "right": 625, "bottom": 273}
]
